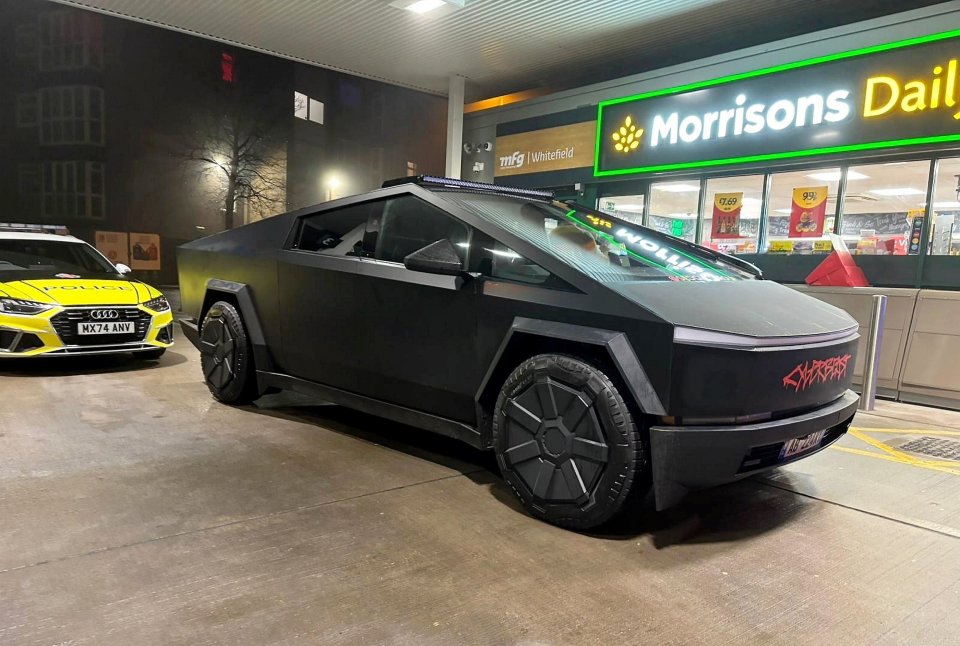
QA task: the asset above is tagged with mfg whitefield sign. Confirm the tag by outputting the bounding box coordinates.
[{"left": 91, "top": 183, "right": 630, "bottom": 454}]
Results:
[
  {"left": 495, "top": 122, "right": 596, "bottom": 177},
  {"left": 595, "top": 29, "right": 960, "bottom": 176}
]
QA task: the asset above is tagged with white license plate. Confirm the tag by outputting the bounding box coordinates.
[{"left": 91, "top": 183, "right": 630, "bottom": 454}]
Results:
[
  {"left": 78, "top": 321, "right": 135, "bottom": 335},
  {"left": 780, "top": 430, "right": 827, "bottom": 460}
]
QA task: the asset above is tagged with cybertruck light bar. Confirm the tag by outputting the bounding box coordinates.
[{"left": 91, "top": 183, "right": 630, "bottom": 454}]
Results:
[{"left": 382, "top": 175, "right": 554, "bottom": 200}]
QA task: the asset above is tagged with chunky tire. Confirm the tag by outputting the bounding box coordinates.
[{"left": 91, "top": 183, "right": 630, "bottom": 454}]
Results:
[
  {"left": 493, "top": 354, "right": 649, "bottom": 530},
  {"left": 199, "top": 300, "right": 257, "bottom": 404},
  {"left": 132, "top": 348, "right": 165, "bottom": 360}
]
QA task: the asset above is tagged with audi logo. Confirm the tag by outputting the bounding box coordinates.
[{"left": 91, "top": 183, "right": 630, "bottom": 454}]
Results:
[{"left": 90, "top": 309, "right": 120, "bottom": 320}]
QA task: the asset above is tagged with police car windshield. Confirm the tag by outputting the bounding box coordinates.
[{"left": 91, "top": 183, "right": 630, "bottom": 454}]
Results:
[
  {"left": 441, "top": 191, "right": 754, "bottom": 283},
  {"left": 0, "top": 239, "right": 119, "bottom": 279}
]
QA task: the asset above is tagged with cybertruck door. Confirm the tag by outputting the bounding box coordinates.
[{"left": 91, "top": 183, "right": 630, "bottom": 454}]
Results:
[
  {"left": 276, "top": 200, "right": 383, "bottom": 389},
  {"left": 347, "top": 194, "right": 481, "bottom": 424}
]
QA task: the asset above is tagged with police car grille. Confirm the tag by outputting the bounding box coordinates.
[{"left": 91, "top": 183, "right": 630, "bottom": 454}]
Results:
[{"left": 51, "top": 308, "right": 151, "bottom": 345}]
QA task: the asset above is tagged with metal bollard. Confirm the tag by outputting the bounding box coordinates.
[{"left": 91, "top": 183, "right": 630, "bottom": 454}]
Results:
[{"left": 859, "top": 294, "right": 887, "bottom": 411}]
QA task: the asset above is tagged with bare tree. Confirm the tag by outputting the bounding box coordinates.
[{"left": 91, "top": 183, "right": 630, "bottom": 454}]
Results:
[{"left": 175, "top": 85, "right": 288, "bottom": 229}]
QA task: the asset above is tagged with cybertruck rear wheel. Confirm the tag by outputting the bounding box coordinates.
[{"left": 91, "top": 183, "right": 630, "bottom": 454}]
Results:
[
  {"left": 200, "top": 301, "right": 257, "bottom": 405},
  {"left": 493, "top": 354, "right": 649, "bottom": 530}
]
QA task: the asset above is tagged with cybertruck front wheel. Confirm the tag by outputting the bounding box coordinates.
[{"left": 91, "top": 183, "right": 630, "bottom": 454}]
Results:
[
  {"left": 493, "top": 354, "right": 649, "bottom": 530},
  {"left": 200, "top": 301, "right": 257, "bottom": 404}
]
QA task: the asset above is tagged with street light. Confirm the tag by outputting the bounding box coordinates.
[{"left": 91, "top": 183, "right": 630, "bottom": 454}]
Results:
[{"left": 326, "top": 175, "right": 341, "bottom": 201}]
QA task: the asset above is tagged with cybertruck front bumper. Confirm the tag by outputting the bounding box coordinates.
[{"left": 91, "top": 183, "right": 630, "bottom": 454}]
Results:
[{"left": 649, "top": 390, "right": 859, "bottom": 509}]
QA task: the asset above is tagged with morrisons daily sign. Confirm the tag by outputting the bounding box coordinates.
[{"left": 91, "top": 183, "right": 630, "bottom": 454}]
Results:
[{"left": 595, "top": 29, "right": 960, "bottom": 176}]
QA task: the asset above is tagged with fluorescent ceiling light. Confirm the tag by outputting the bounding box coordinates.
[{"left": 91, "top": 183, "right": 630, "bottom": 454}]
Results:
[
  {"left": 391, "top": 0, "right": 464, "bottom": 13},
  {"left": 654, "top": 183, "right": 700, "bottom": 193},
  {"left": 805, "top": 170, "right": 868, "bottom": 182},
  {"left": 932, "top": 201, "right": 960, "bottom": 208},
  {"left": 774, "top": 208, "right": 792, "bottom": 213},
  {"left": 405, "top": 0, "right": 445, "bottom": 12},
  {"left": 869, "top": 187, "right": 925, "bottom": 196},
  {"left": 613, "top": 203, "right": 644, "bottom": 211}
]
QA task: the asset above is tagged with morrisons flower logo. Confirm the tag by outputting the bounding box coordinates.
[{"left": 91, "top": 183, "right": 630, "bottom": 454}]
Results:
[{"left": 611, "top": 116, "right": 642, "bottom": 153}]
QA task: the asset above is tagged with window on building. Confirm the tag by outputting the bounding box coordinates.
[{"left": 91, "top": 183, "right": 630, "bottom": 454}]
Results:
[
  {"left": 15, "top": 24, "right": 38, "bottom": 60},
  {"left": 840, "top": 160, "right": 930, "bottom": 256},
  {"left": 18, "top": 164, "right": 42, "bottom": 196},
  {"left": 702, "top": 175, "right": 764, "bottom": 254},
  {"left": 597, "top": 194, "right": 644, "bottom": 224},
  {"left": 38, "top": 11, "right": 102, "bottom": 71},
  {"left": 294, "top": 91, "right": 324, "bottom": 125},
  {"left": 16, "top": 94, "right": 38, "bottom": 127},
  {"left": 39, "top": 86, "right": 104, "bottom": 145},
  {"left": 41, "top": 161, "right": 105, "bottom": 219},
  {"left": 928, "top": 157, "right": 960, "bottom": 256},
  {"left": 765, "top": 167, "right": 841, "bottom": 254},
  {"left": 649, "top": 181, "right": 699, "bottom": 242}
]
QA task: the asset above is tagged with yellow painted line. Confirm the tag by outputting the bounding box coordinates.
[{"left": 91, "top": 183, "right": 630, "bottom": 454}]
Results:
[
  {"left": 850, "top": 426, "right": 960, "bottom": 437},
  {"left": 848, "top": 428, "right": 919, "bottom": 462},
  {"left": 830, "top": 446, "right": 960, "bottom": 475},
  {"left": 832, "top": 430, "right": 960, "bottom": 476},
  {"left": 831, "top": 445, "right": 916, "bottom": 465}
]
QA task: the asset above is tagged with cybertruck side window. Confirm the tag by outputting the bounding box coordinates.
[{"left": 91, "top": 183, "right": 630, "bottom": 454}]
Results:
[
  {"left": 295, "top": 200, "right": 384, "bottom": 255},
  {"left": 373, "top": 195, "right": 470, "bottom": 264},
  {"left": 468, "top": 229, "right": 574, "bottom": 291}
]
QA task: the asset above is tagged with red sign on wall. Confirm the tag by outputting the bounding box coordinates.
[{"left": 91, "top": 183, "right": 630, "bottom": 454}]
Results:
[
  {"left": 711, "top": 192, "right": 742, "bottom": 239},
  {"left": 789, "top": 186, "right": 828, "bottom": 238}
]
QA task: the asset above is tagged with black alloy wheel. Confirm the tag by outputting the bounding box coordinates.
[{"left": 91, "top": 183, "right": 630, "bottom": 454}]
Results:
[
  {"left": 199, "top": 301, "right": 257, "bottom": 404},
  {"left": 493, "top": 354, "right": 649, "bottom": 530}
]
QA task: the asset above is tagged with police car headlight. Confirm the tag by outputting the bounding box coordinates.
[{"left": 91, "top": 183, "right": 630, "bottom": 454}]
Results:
[
  {"left": 143, "top": 296, "right": 171, "bottom": 312},
  {"left": 0, "top": 298, "right": 55, "bottom": 315}
]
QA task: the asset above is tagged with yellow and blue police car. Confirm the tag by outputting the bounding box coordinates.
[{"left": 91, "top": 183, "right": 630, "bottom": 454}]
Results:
[{"left": 0, "top": 231, "right": 174, "bottom": 359}]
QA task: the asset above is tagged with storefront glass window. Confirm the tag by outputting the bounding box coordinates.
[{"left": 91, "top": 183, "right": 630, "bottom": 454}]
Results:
[
  {"left": 597, "top": 194, "right": 644, "bottom": 224},
  {"left": 841, "top": 160, "right": 930, "bottom": 256},
  {"left": 702, "top": 175, "right": 763, "bottom": 254},
  {"left": 765, "top": 167, "right": 840, "bottom": 255},
  {"left": 929, "top": 157, "right": 960, "bottom": 256},
  {"left": 648, "top": 181, "right": 699, "bottom": 242}
]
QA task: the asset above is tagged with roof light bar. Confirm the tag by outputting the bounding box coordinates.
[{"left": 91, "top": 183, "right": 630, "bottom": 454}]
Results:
[{"left": 382, "top": 175, "right": 554, "bottom": 200}]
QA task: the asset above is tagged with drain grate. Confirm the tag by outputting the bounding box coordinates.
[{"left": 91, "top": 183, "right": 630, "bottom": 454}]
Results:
[{"left": 897, "top": 436, "right": 960, "bottom": 461}]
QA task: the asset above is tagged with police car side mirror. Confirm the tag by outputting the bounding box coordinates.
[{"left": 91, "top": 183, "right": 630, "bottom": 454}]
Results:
[
  {"left": 116, "top": 263, "right": 132, "bottom": 275},
  {"left": 403, "top": 239, "right": 464, "bottom": 276}
]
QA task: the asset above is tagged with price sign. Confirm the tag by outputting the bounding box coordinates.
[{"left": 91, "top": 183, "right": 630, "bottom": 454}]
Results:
[
  {"left": 711, "top": 192, "right": 743, "bottom": 239},
  {"left": 671, "top": 219, "right": 685, "bottom": 237},
  {"left": 769, "top": 240, "right": 795, "bottom": 253},
  {"left": 789, "top": 186, "right": 828, "bottom": 238}
]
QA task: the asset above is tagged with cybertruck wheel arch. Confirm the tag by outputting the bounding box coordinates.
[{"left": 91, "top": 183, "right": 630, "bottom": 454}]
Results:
[
  {"left": 476, "top": 318, "right": 666, "bottom": 447},
  {"left": 199, "top": 279, "right": 274, "bottom": 373}
]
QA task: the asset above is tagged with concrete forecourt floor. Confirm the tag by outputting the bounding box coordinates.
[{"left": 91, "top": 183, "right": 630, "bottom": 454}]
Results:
[{"left": 2, "top": 339, "right": 959, "bottom": 645}]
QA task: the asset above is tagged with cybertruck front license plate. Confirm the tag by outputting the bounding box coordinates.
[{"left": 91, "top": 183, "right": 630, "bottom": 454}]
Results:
[
  {"left": 780, "top": 430, "right": 827, "bottom": 460},
  {"left": 78, "top": 321, "right": 135, "bottom": 335}
]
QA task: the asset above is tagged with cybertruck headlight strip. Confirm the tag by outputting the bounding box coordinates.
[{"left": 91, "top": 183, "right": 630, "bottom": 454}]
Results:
[{"left": 673, "top": 324, "right": 859, "bottom": 349}]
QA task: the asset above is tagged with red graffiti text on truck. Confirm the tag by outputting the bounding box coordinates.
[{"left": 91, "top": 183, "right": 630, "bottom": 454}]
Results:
[{"left": 782, "top": 354, "right": 852, "bottom": 392}]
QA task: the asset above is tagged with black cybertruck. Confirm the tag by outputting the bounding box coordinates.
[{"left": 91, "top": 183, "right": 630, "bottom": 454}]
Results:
[{"left": 178, "top": 176, "right": 859, "bottom": 529}]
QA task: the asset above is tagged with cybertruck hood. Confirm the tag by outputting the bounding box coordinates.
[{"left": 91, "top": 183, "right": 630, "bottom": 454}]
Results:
[{"left": 609, "top": 280, "right": 857, "bottom": 341}]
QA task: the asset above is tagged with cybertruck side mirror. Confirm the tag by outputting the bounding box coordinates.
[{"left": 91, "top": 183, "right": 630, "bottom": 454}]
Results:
[{"left": 403, "top": 239, "right": 465, "bottom": 276}]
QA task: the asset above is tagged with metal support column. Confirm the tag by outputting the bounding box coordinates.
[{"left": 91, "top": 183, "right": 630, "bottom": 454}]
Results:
[
  {"left": 859, "top": 294, "right": 887, "bottom": 411},
  {"left": 445, "top": 75, "right": 466, "bottom": 179}
]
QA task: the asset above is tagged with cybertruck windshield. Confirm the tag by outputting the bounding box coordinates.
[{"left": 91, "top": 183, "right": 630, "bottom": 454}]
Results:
[{"left": 442, "top": 191, "right": 757, "bottom": 283}]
